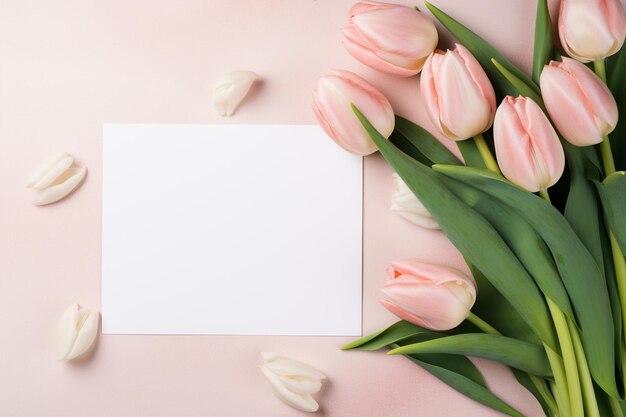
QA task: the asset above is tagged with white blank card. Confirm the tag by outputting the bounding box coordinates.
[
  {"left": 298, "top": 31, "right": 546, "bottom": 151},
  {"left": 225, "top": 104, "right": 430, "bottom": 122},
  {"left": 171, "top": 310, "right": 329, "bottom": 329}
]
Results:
[{"left": 102, "top": 124, "right": 362, "bottom": 335}]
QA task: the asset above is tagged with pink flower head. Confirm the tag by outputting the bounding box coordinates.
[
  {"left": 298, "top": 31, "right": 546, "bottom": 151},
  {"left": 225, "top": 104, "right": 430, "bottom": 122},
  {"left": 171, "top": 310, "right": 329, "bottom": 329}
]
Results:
[
  {"left": 381, "top": 259, "right": 476, "bottom": 331},
  {"left": 343, "top": 2, "right": 438, "bottom": 77}
]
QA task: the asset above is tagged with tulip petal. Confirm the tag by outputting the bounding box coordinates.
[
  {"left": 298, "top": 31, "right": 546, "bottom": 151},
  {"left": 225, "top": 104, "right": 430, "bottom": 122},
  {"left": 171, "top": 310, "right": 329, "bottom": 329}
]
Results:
[
  {"left": 213, "top": 71, "right": 257, "bottom": 116},
  {"left": 264, "top": 358, "right": 326, "bottom": 381},
  {"left": 387, "top": 259, "right": 476, "bottom": 287},
  {"left": 559, "top": 0, "right": 626, "bottom": 61},
  {"left": 33, "top": 167, "right": 87, "bottom": 206},
  {"left": 260, "top": 365, "right": 320, "bottom": 413},
  {"left": 381, "top": 276, "right": 475, "bottom": 330},
  {"left": 66, "top": 309, "right": 99, "bottom": 360},
  {"left": 54, "top": 303, "right": 99, "bottom": 361},
  {"left": 27, "top": 153, "right": 73, "bottom": 189},
  {"left": 278, "top": 376, "right": 323, "bottom": 395}
]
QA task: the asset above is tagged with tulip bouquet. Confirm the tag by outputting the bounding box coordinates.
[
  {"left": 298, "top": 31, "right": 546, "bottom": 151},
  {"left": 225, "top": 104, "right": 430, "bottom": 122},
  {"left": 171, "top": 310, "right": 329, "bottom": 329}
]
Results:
[{"left": 313, "top": 1, "right": 626, "bottom": 416}]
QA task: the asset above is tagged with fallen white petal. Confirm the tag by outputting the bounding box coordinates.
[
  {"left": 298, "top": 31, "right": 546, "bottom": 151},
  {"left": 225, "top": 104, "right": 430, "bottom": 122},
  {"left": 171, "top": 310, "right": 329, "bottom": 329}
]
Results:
[
  {"left": 278, "top": 375, "right": 323, "bottom": 395},
  {"left": 33, "top": 167, "right": 87, "bottom": 206},
  {"left": 260, "top": 365, "right": 319, "bottom": 412},
  {"left": 54, "top": 303, "right": 99, "bottom": 361},
  {"left": 213, "top": 70, "right": 257, "bottom": 116},
  {"left": 27, "top": 153, "right": 73, "bottom": 189},
  {"left": 265, "top": 357, "right": 327, "bottom": 380}
]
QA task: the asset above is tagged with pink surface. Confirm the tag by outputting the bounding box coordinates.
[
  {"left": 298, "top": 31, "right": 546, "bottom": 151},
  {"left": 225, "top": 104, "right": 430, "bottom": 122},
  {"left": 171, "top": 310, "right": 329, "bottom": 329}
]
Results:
[{"left": 0, "top": 1, "right": 551, "bottom": 416}]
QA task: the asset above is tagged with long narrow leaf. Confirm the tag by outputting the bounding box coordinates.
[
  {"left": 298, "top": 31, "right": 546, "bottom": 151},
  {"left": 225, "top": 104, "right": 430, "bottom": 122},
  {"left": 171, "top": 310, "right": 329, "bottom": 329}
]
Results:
[
  {"left": 394, "top": 116, "right": 461, "bottom": 166},
  {"left": 389, "top": 333, "right": 551, "bottom": 377},
  {"left": 407, "top": 355, "right": 525, "bottom": 417},
  {"left": 596, "top": 171, "right": 626, "bottom": 255},
  {"left": 442, "top": 178, "right": 574, "bottom": 319},
  {"left": 532, "top": 0, "right": 552, "bottom": 84},
  {"left": 425, "top": 2, "right": 539, "bottom": 98},
  {"left": 353, "top": 105, "right": 557, "bottom": 351},
  {"left": 341, "top": 321, "right": 435, "bottom": 351},
  {"left": 434, "top": 164, "right": 619, "bottom": 397}
]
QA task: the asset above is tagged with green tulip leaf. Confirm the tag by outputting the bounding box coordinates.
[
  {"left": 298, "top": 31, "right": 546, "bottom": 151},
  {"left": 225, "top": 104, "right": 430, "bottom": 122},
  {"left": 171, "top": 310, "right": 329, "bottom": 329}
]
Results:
[
  {"left": 441, "top": 178, "right": 574, "bottom": 320},
  {"left": 425, "top": 1, "right": 539, "bottom": 99},
  {"left": 340, "top": 321, "right": 437, "bottom": 351},
  {"left": 596, "top": 171, "right": 626, "bottom": 256},
  {"left": 389, "top": 333, "right": 552, "bottom": 377},
  {"left": 513, "top": 370, "right": 557, "bottom": 417},
  {"left": 532, "top": 0, "right": 552, "bottom": 84},
  {"left": 405, "top": 354, "right": 525, "bottom": 417},
  {"left": 434, "top": 164, "right": 619, "bottom": 398},
  {"left": 456, "top": 139, "right": 487, "bottom": 169},
  {"left": 389, "top": 130, "right": 433, "bottom": 167},
  {"left": 352, "top": 105, "right": 557, "bottom": 351},
  {"left": 394, "top": 116, "right": 461, "bottom": 166},
  {"left": 491, "top": 58, "right": 545, "bottom": 107},
  {"left": 467, "top": 263, "right": 541, "bottom": 345}
]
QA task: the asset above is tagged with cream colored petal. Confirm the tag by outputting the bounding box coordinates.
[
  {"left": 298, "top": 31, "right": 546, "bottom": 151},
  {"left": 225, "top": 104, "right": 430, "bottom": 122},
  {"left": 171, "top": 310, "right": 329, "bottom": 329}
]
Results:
[
  {"left": 33, "top": 167, "right": 87, "bottom": 206},
  {"left": 260, "top": 365, "right": 319, "bottom": 413},
  {"left": 279, "top": 375, "right": 323, "bottom": 395},
  {"left": 27, "top": 153, "right": 73, "bottom": 189},
  {"left": 66, "top": 309, "right": 99, "bottom": 360},
  {"left": 54, "top": 303, "right": 80, "bottom": 361},
  {"left": 265, "top": 358, "right": 326, "bottom": 380},
  {"left": 213, "top": 71, "right": 257, "bottom": 116},
  {"left": 391, "top": 208, "right": 441, "bottom": 229}
]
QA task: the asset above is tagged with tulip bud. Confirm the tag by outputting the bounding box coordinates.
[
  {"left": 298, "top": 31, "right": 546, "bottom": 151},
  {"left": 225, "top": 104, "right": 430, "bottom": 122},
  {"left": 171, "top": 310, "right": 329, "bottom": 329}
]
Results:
[
  {"left": 312, "top": 70, "right": 395, "bottom": 155},
  {"left": 494, "top": 96, "right": 565, "bottom": 192},
  {"left": 27, "top": 153, "right": 87, "bottom": 206},
  {"left": 213, "top": 71, "right": 257, "bottom": 116},
  {"left": 342, "top": 1, "right": 438, "bottom": 77},
  {"left": 540, "top": 57, "right": 619, "bottom": 146},
  {"left": 390, "top": 173, "right": 439, "bottom": 229},
  {"left": 381, "top": 260, "right": 476, "bottom": 331},
  {"left": 260, "top": 352, "right": 326, "bottom": 413},
  {"left": 421, "top": 44, "right": 497, "bottom": 141},
  {"left": 559, "top": 0, "right": 626, "bottom": 62},
  {"left": 54, "top": 303, "right": 99, "bottom": 361}
]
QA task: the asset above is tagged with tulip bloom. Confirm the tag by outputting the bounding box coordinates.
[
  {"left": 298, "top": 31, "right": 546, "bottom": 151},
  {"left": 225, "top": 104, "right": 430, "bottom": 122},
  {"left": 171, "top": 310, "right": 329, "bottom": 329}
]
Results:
[
  {"left": 541, "top": 58, "right": 618, "bottom": 146},
  {"left": 390, "top": 173, "right": 440, "bottom": 230},
  {"left": 421, "top": 44, "right": 497, "bottom": 141},
  {"left": 559, "top": 0, "right": 626, "bottom": 62},
  {"left": 494, "top": 97, "right": 565, "bottom": 192},
  {"left": 342, "top": 1, "right": 438, "bottom": 77},
  {"left": 213, "top": 71, "right": 258, "bottom": 116},
  {"left": 54, "top": 303, "right": 99, "bottom": 361},
  {"left": 312, "top": 70, "right": 394, "bottom": 155},
  {"left": 260, "top": 352, "right": 326, "bottom": 413},
  {"left": 381, "top": 260, "right": 476, "bottom": 331}
]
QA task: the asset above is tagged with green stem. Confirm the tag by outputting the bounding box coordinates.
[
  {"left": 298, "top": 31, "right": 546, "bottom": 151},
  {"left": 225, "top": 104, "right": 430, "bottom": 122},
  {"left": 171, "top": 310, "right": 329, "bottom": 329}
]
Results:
[
  {"left": 594, "top": 59, "right": 607, "bottom": 83},
  {"left": 473, "top": 134, "right": 501, "bottom": 174},
  {"left": 467, "top": 312, "right": 560, "bottom": 416},
  {"left": 546, "top": 344, "right": 571, "bottom": 417},
  {"left": 567, "top": 319, "right": 601, "bottom": 417},
  {"left": 600, "top": 136, "right": 617, "bottom": 175},
  {"left": 539, "top": 188, "right": 551, "bottom": 203},
  {"left": 466, "top": 312, "right": 500, "bottom": 335},
  {"left": 608, "top": 396, "right": 623, "bottom": 417},
  {"left": 547, "top": 298, "right": 584, "bottom": 417}
]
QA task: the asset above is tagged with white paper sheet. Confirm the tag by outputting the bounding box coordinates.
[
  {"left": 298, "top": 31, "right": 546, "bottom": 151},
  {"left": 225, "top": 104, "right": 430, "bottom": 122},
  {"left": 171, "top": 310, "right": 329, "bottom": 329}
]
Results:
[{"left": 102, "top": 124, "right": 362, "bottom": 335}]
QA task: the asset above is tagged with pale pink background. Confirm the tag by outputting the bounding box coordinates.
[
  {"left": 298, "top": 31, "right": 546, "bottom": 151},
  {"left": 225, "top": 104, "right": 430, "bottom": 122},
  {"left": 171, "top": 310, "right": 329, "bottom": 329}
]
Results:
[{"left": 0, "top": 1, "right": 555, "bottom": 416}]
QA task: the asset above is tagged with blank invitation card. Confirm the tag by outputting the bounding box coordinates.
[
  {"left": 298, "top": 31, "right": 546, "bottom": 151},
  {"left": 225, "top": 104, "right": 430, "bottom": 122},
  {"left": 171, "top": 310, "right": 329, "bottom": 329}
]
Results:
[{"left": 102, "top": 124, "right": 362, "bottom": 336}]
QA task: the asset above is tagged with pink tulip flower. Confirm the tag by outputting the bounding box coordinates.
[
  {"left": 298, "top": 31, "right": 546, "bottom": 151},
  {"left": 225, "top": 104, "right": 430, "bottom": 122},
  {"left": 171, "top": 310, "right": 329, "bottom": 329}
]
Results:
[
  {"left": 559, "top": 0, "right": 626, "bottom": 62},
  {"left": 381, "top": 260, "right": 476, "bottom": 331},
  {"left": 312, "top": 70, "right": 395, "bottom": 155},
  {"left": 421, "top": 44, "right": 497, "bottom": 141},
  {"left": 494, "top": 96, "right": 565, "bottom": 192},
  {"left": 540, "top": 57, "right": 619, "bottom": 146},
  {"left": 342, "top": 1, "right": 438, "bottom": 77}
]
